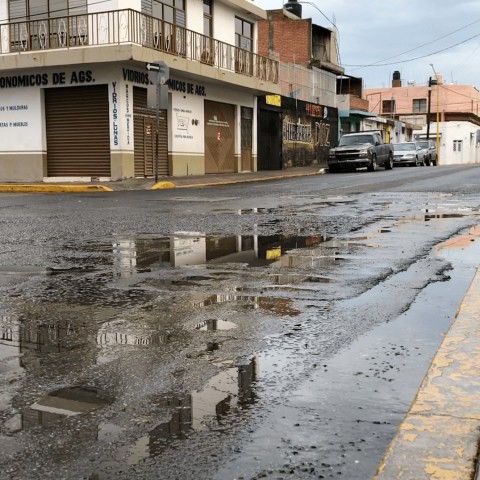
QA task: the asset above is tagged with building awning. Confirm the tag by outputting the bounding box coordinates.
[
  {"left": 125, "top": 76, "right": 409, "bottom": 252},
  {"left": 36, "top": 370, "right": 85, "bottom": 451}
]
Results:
[{"left": 339, "top": 110, "right": 377, "bottom": 118}]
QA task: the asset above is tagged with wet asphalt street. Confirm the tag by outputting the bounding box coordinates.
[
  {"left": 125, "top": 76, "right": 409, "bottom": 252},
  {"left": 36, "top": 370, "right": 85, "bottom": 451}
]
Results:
[{"left": 2, "top": 165, "right": 480, "bottom": 480}]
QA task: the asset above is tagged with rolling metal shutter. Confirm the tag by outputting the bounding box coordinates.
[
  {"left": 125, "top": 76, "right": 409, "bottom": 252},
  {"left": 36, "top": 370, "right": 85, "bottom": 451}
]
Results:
[
  {"left": 45, "top": 85, "right": 110, "bottom": 177},
  {"left": 133, "top": 87, "right": 168, "bottom": 177}
]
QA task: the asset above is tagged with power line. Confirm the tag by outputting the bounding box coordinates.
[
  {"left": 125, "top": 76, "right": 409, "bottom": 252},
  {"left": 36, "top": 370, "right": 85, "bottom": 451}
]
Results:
[
  {"left": 344, "top": 29, "right": 480, "bottom": 69},
  {"left": 347, "top": 18, "right": 480, "bottom": 71},
  {"left": 440, "top": 84, "right": 480, "bottom": 99}
]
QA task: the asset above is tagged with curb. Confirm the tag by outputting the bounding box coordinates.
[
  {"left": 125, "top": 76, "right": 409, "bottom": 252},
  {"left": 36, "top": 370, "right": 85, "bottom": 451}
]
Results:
[
  {"left": 151, "top": 181, "right": 176, "bottom": 190},
  {"left": 374, "top": 264, "right": 480, "bottom": 480},
  {"left": 0, "top": 184, "right": 113, "bottom": 193},
  {"left": 152, "top": 169, "right": 327, "bottom": 190}
]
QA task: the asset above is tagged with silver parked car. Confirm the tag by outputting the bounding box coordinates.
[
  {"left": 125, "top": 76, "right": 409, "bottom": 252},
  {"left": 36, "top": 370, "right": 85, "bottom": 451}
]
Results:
[
  {"left": 418, "top": 140, "right": 437, "bottom": 166},
  {"left": 392, "top": 142, "right": 427, "bottom": 167}
]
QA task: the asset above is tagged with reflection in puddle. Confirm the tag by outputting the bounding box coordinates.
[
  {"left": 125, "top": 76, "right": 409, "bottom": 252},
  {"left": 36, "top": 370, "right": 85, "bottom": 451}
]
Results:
[
  {"left": 97, "top": 332, "right": 169, "bottom": 346},
  {"left": 195, "top": 319, "right": 238, "bottom": 331},
  {"left": 0, "top": 317, "right": 88, "bottom": 355},
  {"left": 83, "top": 233, "right": 336, "bottom": 274},
  {"left": 192, "top": 293, "right": 300, "bottom": 316},
  {"left": 0, "top": 266, "right": 51, "bottom": 275},
  {"left": 91, "top": 358, "right": 258, "bottom": 478},
  {"left": 12, "top": 386, "right": 114, "bottom": 432},
  {"left": 436, "top": 225, "right": 480, "bottom": 254}
]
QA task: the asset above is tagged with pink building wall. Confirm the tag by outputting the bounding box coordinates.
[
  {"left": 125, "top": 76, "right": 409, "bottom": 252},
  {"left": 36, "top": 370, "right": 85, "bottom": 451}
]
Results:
[{"left": 364, "top": 84, "right": 480, "bottom": 117}]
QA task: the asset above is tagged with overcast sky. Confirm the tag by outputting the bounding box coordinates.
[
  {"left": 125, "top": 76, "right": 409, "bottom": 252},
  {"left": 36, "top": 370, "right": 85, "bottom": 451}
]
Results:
[{"left": 257, "top": 0, "right": 480, "bottom": 90}]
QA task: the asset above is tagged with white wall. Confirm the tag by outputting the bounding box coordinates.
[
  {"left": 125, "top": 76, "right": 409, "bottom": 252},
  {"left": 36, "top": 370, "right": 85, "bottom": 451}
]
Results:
[
  {"left": 186, "top": 0, "right": 203, "bottom": 35},
  {"left": 417, "top": 121, "right": 480, "bottom": 165},
  {"left": 212, "top": 0, "right": 235, "bottom": 46},
  {"left": 169, "top": 73, "right": 255, "bottom": 159},
  {"left": 0, "top": 65, "right": 133, "bottom": 154}
]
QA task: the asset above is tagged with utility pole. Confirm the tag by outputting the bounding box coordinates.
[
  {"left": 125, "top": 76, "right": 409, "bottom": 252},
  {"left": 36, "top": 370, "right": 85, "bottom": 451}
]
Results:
[
  {"left": 146, "top": 62, "right": 169, "bottom": 182},
  {"left": 426, "top": 77, "right": 433, "bottom": 141},
  {"left": 430, "top": 64, "right": 440, "bottom": 165}
]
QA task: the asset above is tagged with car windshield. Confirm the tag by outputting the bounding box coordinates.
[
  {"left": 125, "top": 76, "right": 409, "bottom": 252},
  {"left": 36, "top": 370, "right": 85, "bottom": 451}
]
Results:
[
  {"left": 394, "top": 144, "right": 416, "bottom": 151},
  {"left": 418, "top": 142, "right": 429, "bottom": 148},
  {"left": 339, "top": 135, "right": 374, "bottom": 146}
]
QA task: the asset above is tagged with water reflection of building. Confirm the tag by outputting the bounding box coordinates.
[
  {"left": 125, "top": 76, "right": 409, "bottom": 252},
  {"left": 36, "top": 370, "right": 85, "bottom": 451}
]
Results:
[
  {"left": 110, "top": 233, "right": 331, "bottom": 273},
  {"left": 149, "top": 356, "right": 258, "bottom": 457},
  {"left": 193, "top": 294, "right": 300, "bottom": 317},
  {"left": 436, "top": 225, "right": 480, "bottom": 254}
]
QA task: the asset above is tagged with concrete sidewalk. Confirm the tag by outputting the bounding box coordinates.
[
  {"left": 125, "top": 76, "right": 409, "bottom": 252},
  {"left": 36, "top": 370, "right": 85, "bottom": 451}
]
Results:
[
  {"left": 106, "top": 165, "right": 325, "bottom": 190},
  {"left": 0, "top": 166, "right": 326, "bottom": 193},
  {"left": 373, "top": 265, "right": 480, "bottom": 480}
]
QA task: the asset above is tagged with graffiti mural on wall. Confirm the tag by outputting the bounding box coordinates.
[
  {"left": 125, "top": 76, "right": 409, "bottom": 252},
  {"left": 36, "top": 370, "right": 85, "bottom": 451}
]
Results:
[{"left": 258, "top": 96, "right": 338, "bottom": 170}]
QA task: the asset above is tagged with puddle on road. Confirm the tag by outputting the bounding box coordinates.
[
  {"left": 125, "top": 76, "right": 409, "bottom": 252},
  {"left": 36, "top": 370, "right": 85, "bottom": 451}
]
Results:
[
  {"left": 0, "top": 266, "right": 51, "bottom": 275},
  {"left": 91, "top": 357, "right": 258, "bottom": 479},
  {"left": 220, "top": 225, "right": 480, "bottom": 480},
  {"left": 8, "top": 386, "right": 114, "bottom": 433},
  {"left": 195, "top": 319, "right": 238, "bottom": 331},
  {"left": 191, "top": 293, "right": 300, "bottom": 316},
  {"left": 72, "top": 233, "right": 339, "bottom": 272}
]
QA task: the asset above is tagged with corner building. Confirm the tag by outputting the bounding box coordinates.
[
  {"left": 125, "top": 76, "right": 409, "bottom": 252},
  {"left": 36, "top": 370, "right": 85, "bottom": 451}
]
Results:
[{"left": 0, "top": 0, "right": 280, "bottom": 181}]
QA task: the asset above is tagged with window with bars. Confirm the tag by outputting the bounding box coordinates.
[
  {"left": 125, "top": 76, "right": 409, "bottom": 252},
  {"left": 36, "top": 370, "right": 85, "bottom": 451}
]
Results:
[
  {"left": 235, "top": 16, "right": 252, "bottom": 51},
  {"left": 413, "top": 99, "right": 427, "bottom": 112},
  {"left": 382, "top": 100, "right": 395, "bottom": 114},
  {"left": 9, "top": 0, "right": 86, "bottom": 21},
  {"left": 142, "top": 0, "right": 185, "bottom": 27},
  {"left": 241, "top": 107, "right": 253, "bottom": 149},
  {"left": 453, "top": 140, "right": 462, "bottom": 152}
]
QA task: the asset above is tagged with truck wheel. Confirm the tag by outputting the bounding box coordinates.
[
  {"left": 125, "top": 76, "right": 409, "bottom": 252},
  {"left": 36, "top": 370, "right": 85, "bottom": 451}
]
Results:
[
  {"left": 385, "top": 153, "right": 393, "bottom": 170},
  {"left": 367, "top": 154, "right": 377, "bottom": 172},
  {"left": 329, "top": 165, "right": 338, "bottom": 173}
]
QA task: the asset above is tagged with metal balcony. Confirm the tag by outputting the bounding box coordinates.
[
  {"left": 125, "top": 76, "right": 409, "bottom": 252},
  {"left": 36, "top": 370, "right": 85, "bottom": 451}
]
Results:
[{"left": 0, "top": 9, "right": 279, "bottom": 84}]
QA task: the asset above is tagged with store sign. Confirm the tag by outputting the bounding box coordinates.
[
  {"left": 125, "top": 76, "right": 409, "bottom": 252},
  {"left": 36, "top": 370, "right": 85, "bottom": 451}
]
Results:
[
  {"left": 168, "top": 79, "right": 206, "bottom": 97},
  {"left": 306, "top": 103, "right": 328, "bottom": 119},
  {"left": 0, "top": 70, "right": 94, "bottom": 89}
]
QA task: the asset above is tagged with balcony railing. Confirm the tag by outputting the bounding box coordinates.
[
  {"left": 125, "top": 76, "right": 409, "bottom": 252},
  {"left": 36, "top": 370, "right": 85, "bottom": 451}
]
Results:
[{"left": 0, "top": 9, "right": 278, "bottom": 84}]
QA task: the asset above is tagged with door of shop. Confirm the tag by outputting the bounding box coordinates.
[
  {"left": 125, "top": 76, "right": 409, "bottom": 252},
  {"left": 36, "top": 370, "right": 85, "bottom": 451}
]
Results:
[
  {"left": 241, "top": 107, "right": 253, "bottom": 171},
  {"left": 133, "top": 87, "right": 168, "bottom": 177},
  {"left": 45, "top": 85, "right": 110, "bottom": 177},
  {"left": 204, "top": 100, "right": 235, "bottom": 173},
  {"left": 257, "top": 109, "right": 282, "bottom": 170}
]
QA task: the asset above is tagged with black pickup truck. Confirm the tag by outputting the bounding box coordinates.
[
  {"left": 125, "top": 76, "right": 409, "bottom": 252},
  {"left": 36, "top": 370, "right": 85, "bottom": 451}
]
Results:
[{"left": 328, "top": 132, "right": 394, "bottom": 173}]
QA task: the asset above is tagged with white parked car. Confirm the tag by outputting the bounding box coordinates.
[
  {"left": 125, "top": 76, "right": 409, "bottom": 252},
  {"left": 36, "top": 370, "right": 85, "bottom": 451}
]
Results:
[{"left": 392, "top": 142, "right": 426, "bottom": 167}]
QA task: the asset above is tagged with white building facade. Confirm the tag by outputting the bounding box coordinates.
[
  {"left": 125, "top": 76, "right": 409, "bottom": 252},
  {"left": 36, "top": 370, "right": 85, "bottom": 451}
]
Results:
[
  {"left": 0, "top": 0, "right": 280, "bottom": 181},
  {"left": 415, "top": 121, "right": 480, "bottom": 165}
]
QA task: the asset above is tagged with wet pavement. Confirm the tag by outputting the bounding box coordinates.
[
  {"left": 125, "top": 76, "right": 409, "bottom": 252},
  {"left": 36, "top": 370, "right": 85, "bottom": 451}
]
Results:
[{"left": 2, "top": 165, "right": 480, "bottom": 479}]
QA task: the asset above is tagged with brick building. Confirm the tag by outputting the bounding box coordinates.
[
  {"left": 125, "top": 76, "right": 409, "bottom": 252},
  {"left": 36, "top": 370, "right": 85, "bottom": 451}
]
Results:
[{"left": 256, "top": 7, "right": 340, "bottom": 170}]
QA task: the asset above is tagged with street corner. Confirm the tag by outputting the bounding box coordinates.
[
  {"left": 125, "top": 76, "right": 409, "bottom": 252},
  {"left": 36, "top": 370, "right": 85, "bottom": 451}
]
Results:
[
  {"left": 151, "top": 181, "right": 176, "bottom": 190},
  {"left": 0, "top": 184, "right": 113, "bottom": 193}
]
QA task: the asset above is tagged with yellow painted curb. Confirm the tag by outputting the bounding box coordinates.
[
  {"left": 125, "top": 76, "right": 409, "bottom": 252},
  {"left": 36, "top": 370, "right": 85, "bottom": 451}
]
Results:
[
  {"left": 374, "top": 264, "right": 480, "bottom": 480},
  {"left": 151, "top": 181, "right": 176, "bottom": 190},
  {"left": 0, "top": 184, "right": 112, "bottom": 193}
]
